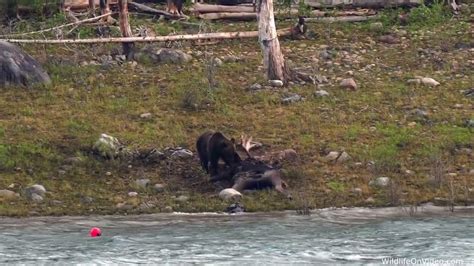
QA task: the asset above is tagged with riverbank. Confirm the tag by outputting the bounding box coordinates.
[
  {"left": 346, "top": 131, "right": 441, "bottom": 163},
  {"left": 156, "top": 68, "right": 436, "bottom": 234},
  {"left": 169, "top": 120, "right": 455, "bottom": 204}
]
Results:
[{"left": 0, "top": 5, "right": 472, "bottom": 216}]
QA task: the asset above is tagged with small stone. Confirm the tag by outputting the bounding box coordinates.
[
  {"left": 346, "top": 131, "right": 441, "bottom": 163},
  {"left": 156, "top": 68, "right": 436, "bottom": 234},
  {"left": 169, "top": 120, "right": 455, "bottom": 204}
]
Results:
[
  {"left": 226, "top": 202, "right": 245, "bottom": 214},
  {"left": 128, "top": 191, "right": 138, "bottom": 197},
  {"left": 116, "top": 202, "right": 133, "bottom": 210},
  {"left": 135, "top": 178, "right": 150, "bottom": 189},
  {"left": 346, "top": 70, "right": 354, "bottom": 76},
  {"left": 171, "top": 148, "right": 193, "bottom": 158},
  {"left": 319, "top": 50, "right": 331, "bottom": 60},
  {"left": 163, "top": 206, "right": 173, "bottom": 212},
  {"left": 369, "top": 177, "right": 391, "bottom": 188},
  {"left": 324, "top": 151, "right": 340, "bottom": 162},
  {"left": 176, "top": 195, "right": 189, "bottom": 202},
  {"left": 219, "top": 188, "right": 243, "bottom": 201},
  {"left": 379, "top": 35, "right": 400, "bottom": 44},
  {"left": 281, "top": 94, "right": 304, "bottom": 105},
  {"left": 30, "top": 193, "right": 43, "bottom": 203},
  {"left": 64, "top": 157, "right": 83, "bottom": 164},
  {"left": 212, "top": 57, "right": 223, "bottom": 66},
  {"left": 278, "top": 149, "right": 298, "bottom": 161},
  {"left": 222, "top": 55, "right": 241, "bottom": 62},
  {"left": 249, "top": 83, "right": 262, "bottom": 90},
  {"left": 0, "top": 189, "right": 19, "bottom": 200},
  {"left": 446, "top": 173, "right": 457, "bottom": 177},
  {"left": 340, "top": 78, "right": 357, "bottom": 90},
  {"left": 433, "top": 197, "right": 449, "bottom": 206},
  {"left": 154, "top": 183, "right": 166, "bottom": 193},
  {"left": 80, "top": 196, "right": 94, "bottom": 204},
  {"left": 369, "top": 22, "right": 383, "bottom": 31},
  {"left": 404, "top": 169, "right": 415, "bottom": 176},
  {"left": 51, "top": 200, "right": 63, "bottom": 206},
  {"left": 336, "top": 151, "right": 351, "bottom": 163},
  {"left": 140, "top": 112, "right": 152, "bottom": 119},
  {"left": 105, "top": 171, "right": 112, "bottom": 176},
  {"left": 351, "top": 188, "right": 363, "bottom": 195},
  {"left": 314, "top": 90, "right": 329, "bottom": 97},
  {"left": 269, "top": 80, "right": 284, "bottom": 87},
  {"left": 365, "top": 197, "right": 375, "bottom": 203}
]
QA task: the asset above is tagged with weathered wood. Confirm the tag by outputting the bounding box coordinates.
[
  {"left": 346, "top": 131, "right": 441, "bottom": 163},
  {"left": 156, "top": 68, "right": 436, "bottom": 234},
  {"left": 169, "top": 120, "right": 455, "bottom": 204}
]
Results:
[
  {"left": 305, "top": 15, "right": 378, "bottom": 22},
  {"left": 64, "top": 0, "right": 118, "bottom": 10},
  {"left": 88, "top": 0, "right": 95, "bottom": 13},
  {"left": 191, "top": 3, "right": 256, "bottom": 13},
  {"left": 198, "top": 12, "right": 256, "bottom": 20},
  {"left": 258, "top": 0, "right": 287, "bottom": 82},
  {"left": 128, "top": 2, "right": 184, "bottom": 19},
  {"left": 197, "top": 9, "right": 376, "bottom": 20},
  {"left": 0, "top": 12, "right": 112, "bottom": 38},
  {"left": 2, "top": 28, "right": 293, "bottom": 44},
  {"left": 294, "top": 0, "right": 421, "bottom": 8},
  {"left": 118, "top": 0, "right": 134, "bottom": 59}
]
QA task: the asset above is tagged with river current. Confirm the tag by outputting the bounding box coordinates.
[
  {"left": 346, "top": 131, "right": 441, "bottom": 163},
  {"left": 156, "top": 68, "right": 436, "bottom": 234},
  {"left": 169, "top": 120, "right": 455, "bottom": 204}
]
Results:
[{"left": 1, "top": 206, "right": 473, "bottom": 265}]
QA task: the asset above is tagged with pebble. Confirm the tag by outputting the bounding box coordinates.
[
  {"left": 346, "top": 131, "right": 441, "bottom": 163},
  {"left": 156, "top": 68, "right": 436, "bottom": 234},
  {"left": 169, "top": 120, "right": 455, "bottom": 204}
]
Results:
[
  {"left": 154, "top": 183, "right": 166, "bottom": 193},
  {"left": 249, "top": 83, "right": 262, "bottom": 90},
  {"left": 315, "top": 90, "right": 329, "bottom": 97},
  {"left": 369, "top": 177, "right": 391, "bottom": 188},
  {"left": 176, "top": 195, "right": 189, "bottom": 202},
  {"left": 140, "top": 112, "right": 152, "bottom": 119},
  {"left": 135, "top": 179, "right": 150, "bottom": 189},
  {"left": 128, "top": 191, "right": 138, "bottom": 197}
]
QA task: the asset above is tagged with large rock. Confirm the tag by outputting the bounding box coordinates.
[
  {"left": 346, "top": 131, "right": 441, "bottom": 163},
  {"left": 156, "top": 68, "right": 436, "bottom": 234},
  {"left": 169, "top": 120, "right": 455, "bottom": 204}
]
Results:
[
  {"left": 0, "top": 41, "right": 51, "bottom": 87},
  {"left": 25, "top": 184, "right": 46, "bottom": 196},
  {"left": 219, "top": 188, "right": 243, "bottom": 201},
  {"left": 0, "top": 189, "right": 19, "bottom": 200}
]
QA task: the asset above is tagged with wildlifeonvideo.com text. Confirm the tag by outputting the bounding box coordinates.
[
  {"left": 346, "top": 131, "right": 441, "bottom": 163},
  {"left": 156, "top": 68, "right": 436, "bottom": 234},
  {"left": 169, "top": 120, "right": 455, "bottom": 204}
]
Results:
[{"left": 382, "top": 257, "right": 466, "bottom": 265}]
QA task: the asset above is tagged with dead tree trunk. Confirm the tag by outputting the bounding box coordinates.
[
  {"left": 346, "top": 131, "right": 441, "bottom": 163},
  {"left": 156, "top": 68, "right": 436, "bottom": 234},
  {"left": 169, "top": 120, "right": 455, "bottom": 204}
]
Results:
[
  {"left": 257, "top": 0, "right": 287, "bottom": 82},
  {"left": 88, "top": 0, "right": 95, "bottom": 15},
  {"left": 118, "top": 0, "right": 134, "bottom": 59},
  {"left": 100, "top": 0, "right": 115, "bottom": 23}
]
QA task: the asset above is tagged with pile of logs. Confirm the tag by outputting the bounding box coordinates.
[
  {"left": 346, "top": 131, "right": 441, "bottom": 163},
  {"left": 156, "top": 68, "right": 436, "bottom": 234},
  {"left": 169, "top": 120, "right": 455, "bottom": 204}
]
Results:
[{"left": 190, "top": 0, "right": 422, "bottom": 21}]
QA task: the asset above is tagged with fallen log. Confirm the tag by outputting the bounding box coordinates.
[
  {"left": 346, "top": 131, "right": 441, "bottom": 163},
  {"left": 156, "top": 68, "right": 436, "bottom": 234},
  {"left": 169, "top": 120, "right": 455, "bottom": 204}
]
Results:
[
  {"left": 294, "top": 0, "right": 421, "bottom": 8},
  {"left": 305, "top": 15, "right": 378, "bottom": 22},
  {"left": 198, "top": 12, "right": 256, "bottom": 20},
  {"left": 1, "top": 28, "right": 293, "bottom": 44},
  {"left": 128, "top": 2, "right": 185, "bottom": 19},
  {"left": 198, "top": 10, "right": 376, "bottom": 20},
  {"left": 64, "top": 0, "right": 118, "bottom": 10},
  {"left": 191, "top": 3, "right": 256, "bottom": 13},
  {"left": 0, "top": 12, "right": 113, "bottom": 38}
]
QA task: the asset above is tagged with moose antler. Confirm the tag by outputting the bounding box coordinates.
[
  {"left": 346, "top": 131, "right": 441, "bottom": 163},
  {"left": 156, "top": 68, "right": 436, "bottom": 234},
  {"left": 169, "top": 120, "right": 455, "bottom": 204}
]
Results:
[{"left": 239, "top": 134, "right": 261, "bottom": 159}]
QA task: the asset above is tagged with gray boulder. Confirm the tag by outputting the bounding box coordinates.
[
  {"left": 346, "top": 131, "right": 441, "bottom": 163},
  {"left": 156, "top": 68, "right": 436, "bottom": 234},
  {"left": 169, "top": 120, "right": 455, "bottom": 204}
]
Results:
[
  {"left": 137, "top": 47, "right": 192, "bottom": 64},
  {"left": 0, "top": 41, "right": 51, "bottom": 87}
]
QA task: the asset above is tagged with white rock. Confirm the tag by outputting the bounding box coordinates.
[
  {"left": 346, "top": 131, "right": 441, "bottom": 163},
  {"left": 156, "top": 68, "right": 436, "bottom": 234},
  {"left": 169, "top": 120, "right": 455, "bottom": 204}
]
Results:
[
  {"left": 336, "top": 151, "right": 351, "bottom": 163},
  {"left": 315, "top": 90, "right": 329, "bottom": 97},
  {"left": 324, "top": 151, "right": 340, "bottom": 162},
  {"left": 369, "top": 177, "right": 391, "bottom": 188},
  {"left": 340, "top": 78, "right": 357, "bottom": 90},
  {"left": 26, "top": 184, "right": 46, "bottom": 196},
  {"left": 219, "top": 188, "right": 243, "bottom": 201},
  {"left": 154, "top": 184, "right": 165, "bottom": 193},
  {"left": 408, "top": 76, "right": 440, "bottom": 87},
  {"left": 140, "top": 112, "right": 152, "bottom": 119},
  {"left": 93, "top": 133, "right": 124, "bottom": 158},
  {"left": 128, "top": 191, "right": 138, "bottom": 197},
  {"left": 269, "top": 80, "right": 284, "bottom": 87}
]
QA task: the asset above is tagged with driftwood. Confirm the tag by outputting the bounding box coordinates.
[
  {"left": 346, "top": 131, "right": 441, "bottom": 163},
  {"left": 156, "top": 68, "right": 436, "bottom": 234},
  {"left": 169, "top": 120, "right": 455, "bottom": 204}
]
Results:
[
  {"left": 128, "top": 2, "right": 185, "bottom": 19},
  {"left": 0, "top": 12, "right": 113, "bottom": 38},
  {"left": 258, "top": 0, "right": 287, "bottom": 82},
  {"left": 191, "top": 3, "right": 256, "bottom": 13},
  {"left": 198, "top": 10, "right": 376, "bottom": 20},
  {"left": 118, "top": 0, "right": 134, "bottom": 59},
  {"left": 199, "top": 12, "right": 256, "bottom": 20},
  {"left": 64, "top": 0, "right": 118, "bottom": 10},
  {"left": 294, "top": 0, "right": 421, "bottom": 8},
  {"left": 1, "top": 28, "right": 293, "bottom": 44},
  {"left": 305, "top": 15, "right": 378, "bottom": 22}
]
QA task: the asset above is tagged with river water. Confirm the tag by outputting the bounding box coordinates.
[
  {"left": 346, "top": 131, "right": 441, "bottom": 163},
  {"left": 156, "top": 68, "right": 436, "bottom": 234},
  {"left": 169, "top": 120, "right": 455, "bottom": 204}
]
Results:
[{"left": 1, "top": 206, "right": 473, "bottom": 265}]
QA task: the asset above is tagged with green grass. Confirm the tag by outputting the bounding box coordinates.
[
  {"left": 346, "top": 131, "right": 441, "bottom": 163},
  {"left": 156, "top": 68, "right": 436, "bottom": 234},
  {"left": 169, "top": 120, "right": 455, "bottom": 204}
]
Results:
[{"left": 0, "top": 11, "right": 473, "bottom": 216}]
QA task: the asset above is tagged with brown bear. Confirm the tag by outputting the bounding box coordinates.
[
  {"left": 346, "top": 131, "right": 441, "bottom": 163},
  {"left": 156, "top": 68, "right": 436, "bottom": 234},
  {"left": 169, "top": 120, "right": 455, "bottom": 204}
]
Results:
[{"left": 196, "top": 131, "right": 242, "bottom": 178}]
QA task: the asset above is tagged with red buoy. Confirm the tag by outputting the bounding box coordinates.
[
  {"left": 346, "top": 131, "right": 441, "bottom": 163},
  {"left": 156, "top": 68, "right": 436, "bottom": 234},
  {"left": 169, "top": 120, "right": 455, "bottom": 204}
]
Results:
[{"left": 89, "top": 227, "right": 102, "bottom": 237}]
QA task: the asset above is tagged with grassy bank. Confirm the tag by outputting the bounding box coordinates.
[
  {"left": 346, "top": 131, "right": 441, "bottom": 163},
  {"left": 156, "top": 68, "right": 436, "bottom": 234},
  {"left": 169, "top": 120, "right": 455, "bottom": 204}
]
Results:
[{"left": 0, "top": 4, "right": 472, "bottom": 216}]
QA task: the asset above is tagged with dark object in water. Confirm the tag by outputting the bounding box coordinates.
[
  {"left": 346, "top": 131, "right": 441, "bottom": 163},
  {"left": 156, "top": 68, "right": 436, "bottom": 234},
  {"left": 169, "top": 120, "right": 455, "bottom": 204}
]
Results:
[
  {"left": 0, "top": 41, "right": 51, "bottom": 87},
  {"left": 226, "top": 202, "right": 245, "bottom": 214}
]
